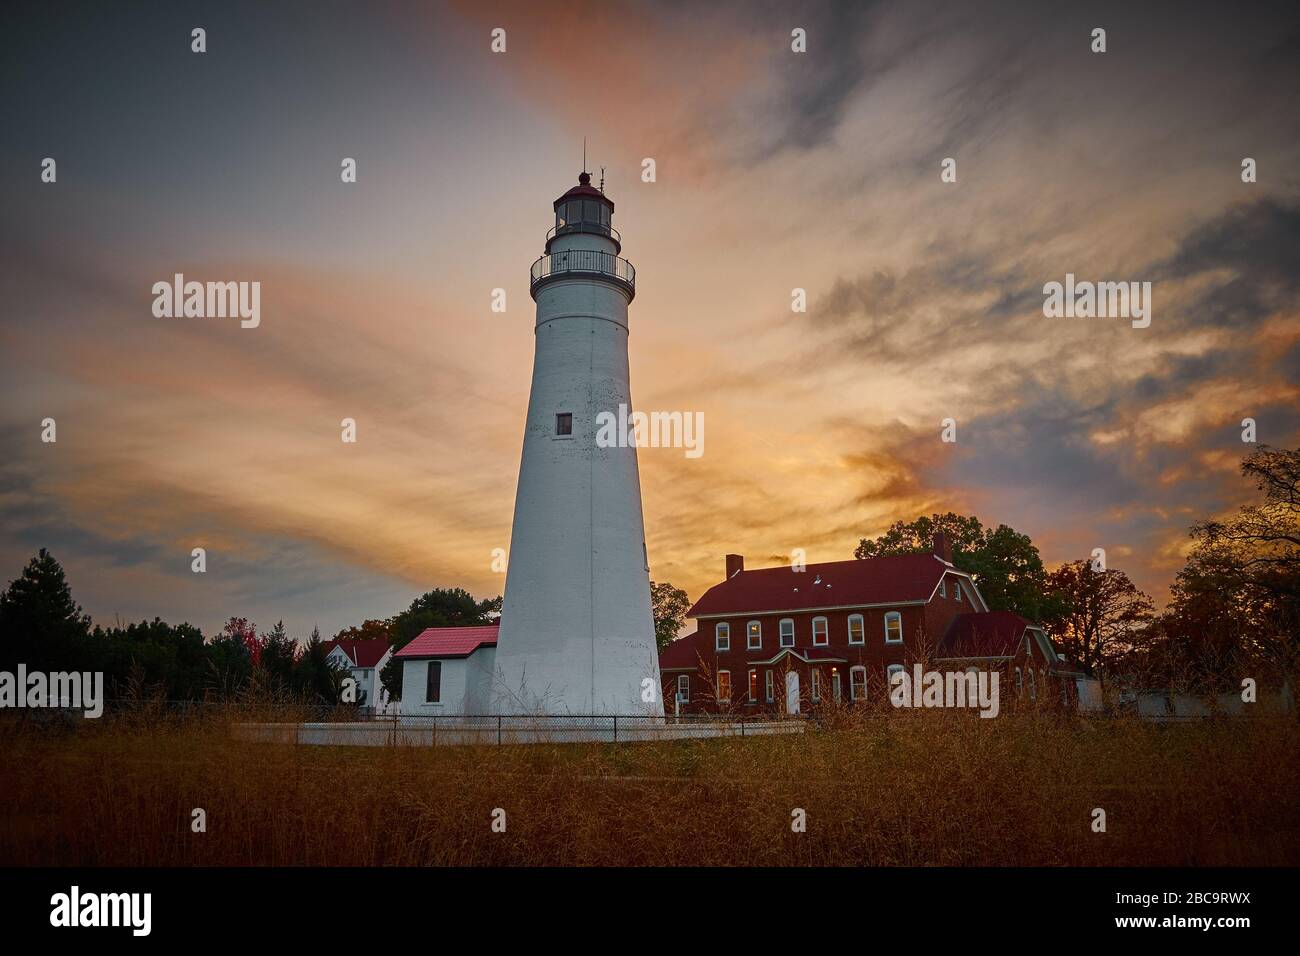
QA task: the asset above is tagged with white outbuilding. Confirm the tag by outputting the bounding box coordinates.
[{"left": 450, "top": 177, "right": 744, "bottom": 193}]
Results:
[{"left": 395, "top": 625, "right": 499, "bottom": 717}]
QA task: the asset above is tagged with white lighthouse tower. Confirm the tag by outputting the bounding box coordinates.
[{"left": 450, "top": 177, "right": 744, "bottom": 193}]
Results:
[{"left": 492, "top": 170, "right": 663, "bottom": 716}]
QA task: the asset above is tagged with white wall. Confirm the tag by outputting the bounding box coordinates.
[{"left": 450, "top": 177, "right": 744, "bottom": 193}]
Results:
[{"left": 400, "top": 648, "right": 496, "bottom": 716}]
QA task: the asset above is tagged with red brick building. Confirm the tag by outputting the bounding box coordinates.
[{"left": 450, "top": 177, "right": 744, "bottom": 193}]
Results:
[{"left": 659, "top": 535, "right": 1082, "bottom": 715}]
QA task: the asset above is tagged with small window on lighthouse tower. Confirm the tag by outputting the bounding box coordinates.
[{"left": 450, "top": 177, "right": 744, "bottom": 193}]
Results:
[{"left": 555, "top": 412, "right": 573, "bottom": 437}]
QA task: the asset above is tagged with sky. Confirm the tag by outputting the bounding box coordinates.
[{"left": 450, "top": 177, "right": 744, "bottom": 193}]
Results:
[{"left": 1, "top": 0, "right": 1298, "bottom": 640}]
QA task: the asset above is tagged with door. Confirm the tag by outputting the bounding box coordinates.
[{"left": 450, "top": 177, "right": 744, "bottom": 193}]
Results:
[
  {"left": 785, "top": 671, "right": 800, "bottom": 715},
  {"left": 832, "top": 672, "right": 842, "bottom": 701}
]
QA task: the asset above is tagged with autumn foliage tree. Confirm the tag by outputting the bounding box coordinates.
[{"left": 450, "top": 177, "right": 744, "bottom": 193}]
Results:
[
  {"left": 1148, "top": 445, "right": 1300, "bottom": 687},
  {"left": 1044, "top": 561, "right": 1154, "bottom": 680}
]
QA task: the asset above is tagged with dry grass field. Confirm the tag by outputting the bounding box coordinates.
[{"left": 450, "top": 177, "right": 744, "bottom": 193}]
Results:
[{"left": 2, "top": 707, "right": 1297, "bottom": 866}]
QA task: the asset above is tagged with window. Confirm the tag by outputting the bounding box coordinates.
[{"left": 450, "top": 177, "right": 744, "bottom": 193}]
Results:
[
  {"left": 1028, "top": 668, "right": 1037, "bottom": 701},
  {"left": 810, "top": 669, "right": 822, "bottom": 701},
  {"left": 748, "top": 669, "right": 758, "bottom": 702},
  {"left": 953, "top": 581, "right": 962, "bottom": 603},
  {"left": 939, "top": 578, "right": 946, "bottom": 598},
  {"left": 779, "top": 618, "right": 795, "bottom": 648},
  {"left": 832, "top": 669, "right": 842, "bottom": 701},
  {"left": 884, "top": 611, "right": 903, "bottom": 643},
  {"left": 715, "top": 622, "right": 730, "bottom": 652},
  {"left": 1015, "top": 667, "right": 1022, "bottom": 693},
  {"left": 555, "top": 412, "right": 573, "bottom": 437},
  {"left": 717, "top": 670, "right": 731, "bottom": 701},
  {"left": 747, "top": 620, "right": 762, "bottom": 650},
  {"left": 847, "top": 614, "right": 864, "bottom": 645},
  {"left": 425, "top": 661, "right": 442, "bottom": 703},
  {"left": 886, "top": 664, "right": 905, "bottom": 688},
  {"left": 765, "top": 670, "right": 775, "bottom": 703},
  {"left": 850, "top": 665, "right": 867, "bottom": 701},
  {"left": 812, "top": 617, "right": 828, "bottom": 646},
  {"left": 676, "top": 675, "right": 689, "bottom": 702}
]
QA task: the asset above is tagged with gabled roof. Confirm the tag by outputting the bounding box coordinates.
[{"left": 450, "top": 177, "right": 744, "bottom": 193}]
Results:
[
  {"left": 659, "top": 631, "right": 702, "bottom": 671},
  {"left": 394, "top": 624, "right": 499, "bottom": 660},
  {"left": 323, "top": 638, "right": 391, "bottom": 668},
  {"left": 936, "top": 611, "right": 1034, "bottom": 659},
  {"left": 687, "top": 554, "right": 958, "bottom": 618}
]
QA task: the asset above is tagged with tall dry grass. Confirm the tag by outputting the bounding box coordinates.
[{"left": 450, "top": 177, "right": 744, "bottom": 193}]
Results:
[{"left": 1, "top": 707, "right": 1296, "bottom": 866}]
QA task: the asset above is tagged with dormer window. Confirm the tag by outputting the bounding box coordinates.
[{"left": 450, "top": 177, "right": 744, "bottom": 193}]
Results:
[{"left": 939, "top": 578, "right": 946, "bottom": 598}]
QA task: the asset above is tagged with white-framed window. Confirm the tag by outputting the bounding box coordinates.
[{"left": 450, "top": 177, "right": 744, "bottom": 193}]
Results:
[
  {"left": 717, "top": 670, "right": 731, "bottom": 701},
  {"left": 884, "top": 611, "right": 903, "bottom": 643},
  {"left": 748, "top": 669, "right": 758, "bottom": 702},
  {"left": 747, "top": 620, "right": 762, "bottom": 650},
  {"left": 886, "top": 664, "right": 905, "bottom": 687},
  {"left": 676, "top": 674, "right": 689, "bottom": 702},
  {"left": 939, "top": 578, "right": 946, "bottom": 598},
  {"left": 765, "top": 670, "right": 775, "bottom": 703},
  {"left": 1028, "top": 668, "right": 1037, "bottom": 701},
  {"left": 715, "top": 622, "right": 730, "bottom": 652},
  {"left": 810, "top": 669, "right": 822, "bottom": 701},
  {"left": 847, "top": 614, "right": 864, "bottom": 645},
  {"left": 1015, "top": 667, "right": 1022, "bottom": 694},
  {"left": 779, "top": 618, "right": 795, "bottom": 647},
  {"left": 832, "top": 669, "right": 842, "bottom": 701},
  {"left": 850, "top": 665, "right": 867, "bottom": 701},
  {"left": 812, "top": 616, "right": 828, "bottom": 646},
  {"left": 953, "top": 581, "right": 962, "bottom": 602}
]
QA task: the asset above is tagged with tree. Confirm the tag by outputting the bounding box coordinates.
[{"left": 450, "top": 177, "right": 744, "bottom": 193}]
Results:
[
  {"left": 0, "top": 549, "right": 92, "bottom": 672},
  {"left": 650, "top": 581, "right": 691, "bottom": 650},
  {"left": 1044, "top": 560, "right": 1155, "bottom": 679},
  {"left": 293, "top": 625, "right": 352, "bottom": 704},
  {"left": 854, "top": 513, "right": 1057, "bottom": 621},
  {"left": 90, "top": 617, "right": 208, "bottom": 700},
  {"left": 855, "top": 513, "right": 985, "bottom": 560},
  {"left": 379, "top": 588, "right": 502, "bottom": 702},
  {"left": 1151, "top": 445, "right": 1300, "bottom": 685}
]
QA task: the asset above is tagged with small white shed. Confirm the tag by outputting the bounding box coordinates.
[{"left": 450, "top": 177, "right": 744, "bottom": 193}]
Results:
[{"left": 395, "top": 624, "right": 499, "bottom": 717}]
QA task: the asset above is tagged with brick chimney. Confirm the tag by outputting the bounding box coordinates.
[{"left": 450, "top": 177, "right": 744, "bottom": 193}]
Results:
[
  {"left": 933, "top": 532, "right": 953, "bottom": 563},
  {"left": 725, "top": 553, "right": 744, "bottom": 578}
]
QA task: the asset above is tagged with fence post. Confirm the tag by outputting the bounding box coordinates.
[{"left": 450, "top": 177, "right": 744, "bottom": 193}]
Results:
[
  {"left": 497, "top": 714, "right": 502, "bottom": 746},
  {"left": 741, "top": 717, "right": 746, "bottom": 738},
  {"left": 613, "top": 714, "right": 618, "bottom": 743}
]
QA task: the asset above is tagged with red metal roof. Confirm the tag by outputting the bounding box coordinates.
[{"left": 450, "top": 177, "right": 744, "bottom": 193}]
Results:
[
  {"left": 394, "top": 624, "right": 500, "bottom": 660},
  {"left": 659, "top": 631, "right": 702, "bottom": 670},
  {"left": 937, "top": 611, "right": 1033, "bottom": 658},
  {"left": 687, "top": 554, "right": 951, "bottom": 617},
  {"left": 323, "top": 638, "right": 391, "bottom": 668}
]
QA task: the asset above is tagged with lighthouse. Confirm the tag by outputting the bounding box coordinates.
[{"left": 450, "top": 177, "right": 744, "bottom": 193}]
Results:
[{"left": 492, "top": 170, "right": 664, "bottom": 716}]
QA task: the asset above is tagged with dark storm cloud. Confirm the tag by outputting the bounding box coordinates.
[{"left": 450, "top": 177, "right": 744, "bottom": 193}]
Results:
[{"left": 1157, "top": 198, "right": 1300, "bottom": 329}]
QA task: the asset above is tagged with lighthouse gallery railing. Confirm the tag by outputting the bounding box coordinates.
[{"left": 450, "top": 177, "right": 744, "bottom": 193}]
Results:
[{"left": 530, "top": 249, "right": 636, "bottom": 294}]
